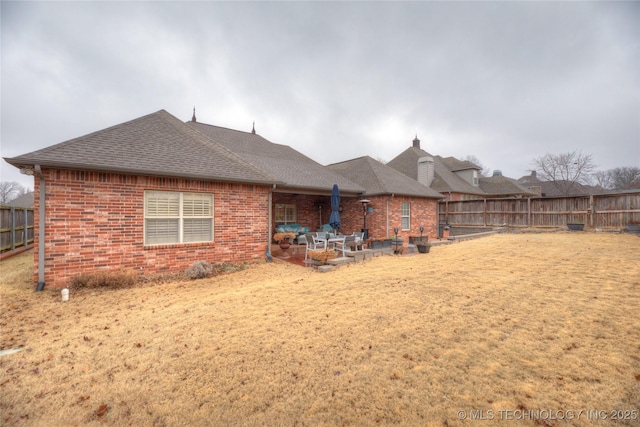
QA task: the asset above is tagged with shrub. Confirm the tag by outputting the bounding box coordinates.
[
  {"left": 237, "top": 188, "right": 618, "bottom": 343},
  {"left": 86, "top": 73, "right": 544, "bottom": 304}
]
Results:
[
  {"left": 70, "top": 269, "right": 138, "bottom": 289},
  {"left": 186, "top": 260, "right": 213, "bottom": 280}
]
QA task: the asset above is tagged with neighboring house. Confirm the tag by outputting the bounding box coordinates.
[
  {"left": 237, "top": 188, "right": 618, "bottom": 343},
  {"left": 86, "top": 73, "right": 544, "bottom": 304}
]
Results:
[
  {"left": 388, "top": 136, "right": 536, "bottom": 200},
  {"left": 6, "top": 192, "right": 34, "bottom": 208},
  {"left": 478, "top": 171, "right": 539, "bottom": 198},
  {"left": 387, "top": 136, "right": 485, "bottom": 201},
  {"left": 517, "top": 171, "right": 609, "bottom": 197},
  {"left": 4, "top": 109, "right": 443, "bottom": 288},
  {"left": 328, "top": 156, "right": 443, "bottom": 240}
]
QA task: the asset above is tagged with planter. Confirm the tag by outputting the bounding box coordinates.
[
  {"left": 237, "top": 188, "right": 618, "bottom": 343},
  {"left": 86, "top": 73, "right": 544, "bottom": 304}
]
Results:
[
  {"left": 567, "top": 223, "right": 584, "bottom": 231},
  {"left": 370, "top": 239, "right": 392, "bottom": 249},
  {"left": 278, "top": 237, "right": 292, "bottom": 258},
  {"left": 417, "top": 244, "right": 430, "bottom": 254},
  {"left": 308, "top": 249, "right": 337, "bottom": 265},
  {"left": 625, "top": 224, "right": 640, "bottom": 234}
]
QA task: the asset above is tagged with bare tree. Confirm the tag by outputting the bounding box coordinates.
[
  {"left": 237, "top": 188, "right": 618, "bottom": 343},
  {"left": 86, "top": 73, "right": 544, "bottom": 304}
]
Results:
[
  {"left": 0, "top": 181, "right": 28, "bottom": 204},
  {"left": 609, "top": 166, "right": 640, "bottom": 190},
  {"left": 533, "top": 150, "right": 596, "bottom": 195},
  {"left": 463, "top": 155, "right": 491, "bottom": 177},
  {"left": 591, "top": 167, "right": 640, "bottom": 190},
  {"left": 592, "top": 170, "right": 613, "bottom": 189}
]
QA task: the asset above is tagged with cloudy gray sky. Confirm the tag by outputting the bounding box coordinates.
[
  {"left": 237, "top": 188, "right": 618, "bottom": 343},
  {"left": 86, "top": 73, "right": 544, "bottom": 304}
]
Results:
[{"left": 2, "top": 1, "right": 639, "bottom": 191}]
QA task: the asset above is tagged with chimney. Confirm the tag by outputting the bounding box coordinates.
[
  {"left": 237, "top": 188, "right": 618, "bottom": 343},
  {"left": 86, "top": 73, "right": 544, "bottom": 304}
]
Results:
[
  {"left": 493, "top": 170, "right": 502, "bottom": 177},
  {"left": 418, "top": 156, "right": 435, "bottom": 187},
  {"left": 412, "top": 135, "right": 420, "bottom": 149}
]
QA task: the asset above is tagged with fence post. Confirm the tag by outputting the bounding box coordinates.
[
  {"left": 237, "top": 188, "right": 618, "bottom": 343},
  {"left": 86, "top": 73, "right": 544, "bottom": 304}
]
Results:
[
  {"left": 527, "top": 197, "right": 531, "bottom": 227},
  {"left": 483, "top": 199, "right": 487, "bottom": 226},
  {"left": 10, "top": 207, "right": 16, "bottom": 251}
]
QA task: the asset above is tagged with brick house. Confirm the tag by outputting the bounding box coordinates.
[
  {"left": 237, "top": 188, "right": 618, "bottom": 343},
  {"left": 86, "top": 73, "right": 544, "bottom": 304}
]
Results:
[{"left": 5, "top": 109, "right": 443, "bottom": 289}]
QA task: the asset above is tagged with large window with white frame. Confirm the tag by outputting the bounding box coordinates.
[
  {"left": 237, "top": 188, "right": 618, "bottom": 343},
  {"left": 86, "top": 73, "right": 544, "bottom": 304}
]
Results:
[
  {"left": 401, "top": 202, "right": 411, "bottom": 230},
  {"left": 274, "top": 203, "right": 297, "bottom": 224},
  {"left": 144, "top": 191, "right": 213, "bottom": 245}
]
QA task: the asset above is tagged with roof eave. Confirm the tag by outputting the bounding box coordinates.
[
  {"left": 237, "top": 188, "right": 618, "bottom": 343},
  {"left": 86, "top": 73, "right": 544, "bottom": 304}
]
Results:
[{"left": 4, "top": 158, "right": 283, "bottom": 187}]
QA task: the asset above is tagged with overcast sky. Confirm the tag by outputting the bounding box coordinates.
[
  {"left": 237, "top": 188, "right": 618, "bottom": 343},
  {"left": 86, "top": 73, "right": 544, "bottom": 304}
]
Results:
[{"left": 2, "top": 1, "right": 639, "bottom": 191}]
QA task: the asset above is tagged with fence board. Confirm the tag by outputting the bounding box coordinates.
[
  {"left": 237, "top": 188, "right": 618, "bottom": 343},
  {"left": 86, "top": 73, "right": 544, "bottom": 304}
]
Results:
[
  {"left": 439, "top": 192, "right": 640, "bottom": 229},
  {"left": 0, "top": 206, "right": 35, "bottom": 252}
]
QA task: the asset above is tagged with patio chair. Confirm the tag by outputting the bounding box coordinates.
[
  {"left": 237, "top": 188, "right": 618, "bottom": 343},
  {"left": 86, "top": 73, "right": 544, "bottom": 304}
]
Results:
[
  {"left": 305, "top": 236, "right": 327, "bottom": 260},
  {"left": 343, "top": 235, "right": 358, "bottom": 251},
  {"left": 316, "top": 232, "right": 328, "bottom": 245},
  {"left": 352, "top": 232, "right": 365, "bottom": 250},
  {"left": 331, "top": 235, "right": 347, "bottom": 257}
]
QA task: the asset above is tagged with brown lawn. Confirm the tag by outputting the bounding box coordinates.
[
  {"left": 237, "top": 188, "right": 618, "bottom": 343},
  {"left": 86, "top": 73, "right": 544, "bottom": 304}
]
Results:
[{"left": 1, "top": 232, "right": 639, "bottom": 426}]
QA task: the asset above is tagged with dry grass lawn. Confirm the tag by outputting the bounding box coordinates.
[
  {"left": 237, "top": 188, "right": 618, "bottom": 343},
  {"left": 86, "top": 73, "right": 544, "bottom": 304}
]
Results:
[{"left": 1, "top": 232, "right": 639, "bottom": 426}]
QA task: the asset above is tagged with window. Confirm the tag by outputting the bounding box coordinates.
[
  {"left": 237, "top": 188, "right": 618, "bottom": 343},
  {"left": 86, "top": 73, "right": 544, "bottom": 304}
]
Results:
[
  {"left": 145, "top": 191, "right": 213, "bottom": 245},
  {"left": 473, "top": 170, "right": 479, "bottom": 186},
  {"left": 401, "top": 202, "right": 410, "bottom": 230},
  {"left": 275, "top": 204, "right": 297, "bottom": 224}
]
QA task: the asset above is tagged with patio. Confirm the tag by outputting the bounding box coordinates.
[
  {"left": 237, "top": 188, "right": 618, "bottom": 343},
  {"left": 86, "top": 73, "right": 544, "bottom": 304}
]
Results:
[{"left": 270, "top": 242, "right": 400, "bottom": 270}]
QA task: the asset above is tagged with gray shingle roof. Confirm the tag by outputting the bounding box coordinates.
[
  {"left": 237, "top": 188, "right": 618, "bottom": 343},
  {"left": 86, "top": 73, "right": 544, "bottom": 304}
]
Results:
[
  {"left": 186, "top": 121, "right": 364, "bottom": 194},
  {"left": 387, "top": 147, "right": 485, "bottom": 196},
  {"left": 479, "top": 176, "right": 538, "bottom": 197},
  {"left": 4, "top": 110, "right": 280, "bottom": 185},
  {"left": 5, "top": 192, "right": 34, "bottom": 208},
  {"left": 438, "top": 156, "right": 481, "bottom": 172},
  {"left": 327, "top": 156, "right": 443, "bottom": 198}
]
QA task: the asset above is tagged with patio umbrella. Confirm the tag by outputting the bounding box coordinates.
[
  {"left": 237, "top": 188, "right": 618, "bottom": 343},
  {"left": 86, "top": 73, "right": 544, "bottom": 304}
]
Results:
[{"left": 329, "top": 184, "right": 341, "bottom": 232}]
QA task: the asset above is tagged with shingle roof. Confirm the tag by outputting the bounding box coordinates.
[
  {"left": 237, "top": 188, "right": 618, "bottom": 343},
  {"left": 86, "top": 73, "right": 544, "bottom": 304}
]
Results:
[
  {"left": 186, "top": 121, "right": 364, "bottom": 194},
  {"left": 517, "top": 173, "right": 610, "bottom": 196},
  {"left": 5, "top": 192, "right": 34, "bottom": 208},
  {"left": 387, "top": 147, "right": 485, "bottom": 196},
  {"left": 327, "top": 156, "right": 443, "bottom": 198},
  {"left": 479, "top": 176, "right": 538, "bottom": 197},
  {"left": 438, "top": 156, "right": 481, "bottom": 172},
  {"left": 4, "top": 110, "right": 280, "bottom": 185}
]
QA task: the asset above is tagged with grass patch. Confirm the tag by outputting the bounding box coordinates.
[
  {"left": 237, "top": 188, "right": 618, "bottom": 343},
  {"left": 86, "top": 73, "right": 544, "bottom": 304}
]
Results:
[{"left": 1, "top": 233, "right": 639, "bottom": 426}]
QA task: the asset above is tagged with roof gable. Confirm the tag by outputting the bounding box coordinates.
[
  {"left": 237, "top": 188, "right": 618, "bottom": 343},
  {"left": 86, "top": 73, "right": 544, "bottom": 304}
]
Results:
[
  {"left": 5, "top": 110, "right": 280, "bottom": 185},
  {"left": 387, "top": 147, "right": 485, "bottom": 196}
]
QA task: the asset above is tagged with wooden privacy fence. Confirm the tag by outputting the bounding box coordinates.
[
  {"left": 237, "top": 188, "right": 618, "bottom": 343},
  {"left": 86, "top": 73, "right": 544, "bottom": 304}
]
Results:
[
  {"left": 439, "top": 192, "right": 640, "bottom": 229},
  {"left": 1, "top": 206, "right": 35, "bottom": 252}
]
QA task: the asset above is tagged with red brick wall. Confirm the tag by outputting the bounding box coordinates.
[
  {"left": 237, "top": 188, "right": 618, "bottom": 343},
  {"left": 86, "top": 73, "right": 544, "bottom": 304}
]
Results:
[
  {"left": 354, "top": 196, "right": 439, "bottom": 244},
  {"left": 34, "top": 169, "right": 271, "bottom": 288},
  {"left": 271, "top": 193, "right": 439, "bottom": 245}
]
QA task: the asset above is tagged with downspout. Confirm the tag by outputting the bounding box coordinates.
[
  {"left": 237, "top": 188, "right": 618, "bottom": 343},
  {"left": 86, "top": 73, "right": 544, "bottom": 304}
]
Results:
[
  {"left": 386, "top": 194, "right": 394, "bottom": 237},
  {"left": 35, "top": 165, "right": 45, "bottom": 291},
  {"left": 267, "top": 184, "right": 275, "bottom": 257}
]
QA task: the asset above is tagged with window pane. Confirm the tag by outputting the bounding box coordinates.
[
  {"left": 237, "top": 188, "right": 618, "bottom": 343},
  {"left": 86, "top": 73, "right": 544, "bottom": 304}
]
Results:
[
  {"left": 402, "top": 217, "right": 410, "bottom": 229},
  {"left": 146, "top": 192, "right": 179, "bottom": 217},
  {"left": 285, "top": 205, "right": 297, "bottom": 223},
  {"left": 401, "top": 202, "right": 410, "bottom": 229},
  {"left": 184, "top": 218, "right": 213, "bottom": 242},
  {"left": 145, "top": 219, "right": 179, "bottom": 244},
  {"left": 183, "top": 194, "right": 213, "bottom": 217}
]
